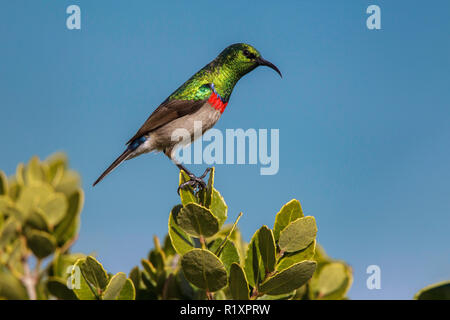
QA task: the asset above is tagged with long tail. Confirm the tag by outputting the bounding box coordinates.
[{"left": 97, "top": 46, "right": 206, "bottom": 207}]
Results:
[{"left": 93, "top": 149, "right": 133, "bottom": 186}]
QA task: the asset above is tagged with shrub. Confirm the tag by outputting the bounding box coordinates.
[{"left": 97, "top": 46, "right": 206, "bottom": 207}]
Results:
[{"left": 2, "top": 153, "right": 445, "bottom": 300}]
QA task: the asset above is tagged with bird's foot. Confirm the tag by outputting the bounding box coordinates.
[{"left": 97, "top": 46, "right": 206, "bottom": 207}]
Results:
[{"left": 177, "top": 167, "right": 212, "bottom": 195}]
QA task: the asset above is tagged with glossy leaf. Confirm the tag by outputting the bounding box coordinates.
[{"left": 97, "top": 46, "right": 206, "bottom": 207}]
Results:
[
  {"left": 177, "top": 203, "right": 219, "bottom": 238},
  {"left": 210, "top": 188, "right": 227, "bottom": 227},
  {"left": 0, "top": 271, "right": 28, "bottom": 300},
  {"left": 71, "top": 261, "right": 98, "bottom": 300},
  {"left": 278, "top": 216, "right": 317, "bottom": 253},
  {"left": 199, "top": 166, "right": 214, "bottom": 208},
  {"left": 229, "top": 263, "right": 250, "bottom": 300},
  {"left": 25, "top": 156, "right": 45, "bottom": 185},
  {"left": 141, "top": 259, "right": 157, "bottom": 282},
  {"left": 181, "top": 249, "right": 227, "bottom": 292},
  {"left": 179, "top": 170, "right": 197, "bottom": 206},
  {"left": 276, "top": 240, "right": 316, "bottom": 271},
  {"left": 273, "top": 199, "right": 303, "bottom": 241},
  {"left": 209, "top": 238, "right": 240, "bottom": 273},
  {"left": 168, "top": 204, "right": 194, "bottom": 255},
  {"left": 0, "top": 218, "right": 19, "bottom": 249},
  {"left": 311, "top": 262, "right": 352, "bottom": 300},
  {"left": 129, "top": 266, "right": 141, "bottom": 292},
  {"left": 77, "top": 256, "right": 109, "bottom": 293},
  {"left": 103, "top": 272, "right": 135, "bottom": 300},
  {"left": 414, "top": 281, "right": 450, "bottom": 300},
  {"left": 54, "top": 170, "right": 81, "bottom": 196},
  {"left": 258, "top": 226, "right": 276, "bottom": 273},
  {"left": 25, "top": 209, "right": 49, "bottom": 231},
  {"left": 259, "top": 260, "right": 317, "bottom": 295},
  {"left": 54, "top": 189, "right": 83, "bottom": 246},
  {"left": 16, "top": 184, "right": 53, "bottom": 217},
  {"left": 244, "top": 229, "right": 265, "bottom": 288},
  {"left": 40, "top": 192, "right": 67, "bottom": 227},
  {"left": 0, "top": 170, "right": 7, "bottom": 195},
  {"left": 46, "top": 277, "right": 77, "bottom": 300},
  {"left": 26, "top": 230, "right": 57, "bottom": 259}
]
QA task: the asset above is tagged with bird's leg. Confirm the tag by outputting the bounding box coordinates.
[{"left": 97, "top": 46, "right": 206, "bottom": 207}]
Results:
[
  {"left": 176, "top": 163, "right": 212, "bottom": 195},
  {"left": 165, "top": 149, "right": 212, "bottom": 194}
]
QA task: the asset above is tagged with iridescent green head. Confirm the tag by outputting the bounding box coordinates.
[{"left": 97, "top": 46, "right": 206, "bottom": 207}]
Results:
[
  {"left": 211, "top": 43, "right": 282, "bottom": 79},
  {"left": 168, "top": 43, "right": 281, "bottom": 102}
]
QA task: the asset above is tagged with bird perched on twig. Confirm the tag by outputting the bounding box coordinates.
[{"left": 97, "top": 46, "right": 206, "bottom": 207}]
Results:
[{"left": 93, "top": 43, "right": 282, "bottom": 192}]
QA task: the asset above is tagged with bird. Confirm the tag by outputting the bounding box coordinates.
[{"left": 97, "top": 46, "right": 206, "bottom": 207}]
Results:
[{"left": 93, "top": 43, "right": 282, "bottom": 191}]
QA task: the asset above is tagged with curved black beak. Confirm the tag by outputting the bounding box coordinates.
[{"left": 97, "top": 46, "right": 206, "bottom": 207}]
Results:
[{"left": 257, "top": 57, "right": 282, "bottom": 78}]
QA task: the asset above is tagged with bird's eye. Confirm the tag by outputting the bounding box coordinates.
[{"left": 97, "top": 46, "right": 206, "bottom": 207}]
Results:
[{"left": 243, "top": 49, "right": 255, "bottom": 59}]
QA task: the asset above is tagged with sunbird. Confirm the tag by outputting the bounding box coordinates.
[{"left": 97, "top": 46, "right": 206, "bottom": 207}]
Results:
[{"left": 93, "top": 43, "right": 282, "bottom": 191}]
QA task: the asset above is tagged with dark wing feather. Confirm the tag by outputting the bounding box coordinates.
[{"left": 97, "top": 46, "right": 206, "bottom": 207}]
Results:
[{"left": 126, "top": 99, "right": 207, "bottom": 145}]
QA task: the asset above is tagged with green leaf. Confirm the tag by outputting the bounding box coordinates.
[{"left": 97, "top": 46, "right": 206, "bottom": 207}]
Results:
[
  {"left": 176, "top": 270, "right": 196, "bottom": 299},
  {"left": 71, "top": 261, "right": 97, "bottom": 300},
  {"left": 129, "top": 266, "right": 141, "bottom": 291},
  {"left": 149, "top": 236, "right": 166, "bottom": 272},
  {"left": 310, "top": 262, "right": 352, "bottom": 300},
  {"left": 168, "top": 204, "right": 194, "bottom": 255},
  {"left": 276, "top": 240, "right": 316, "bottom": 271},
  {"left": 6, "top": 239, "right": 25, "bottom": 274},
  {"left": 414, "top": 281, "right": 450, "bottom": 300},
  {"left": 54, "top": 189, "right": 83, "bottom": 246},
  {"left": 0, "top": 195, "right": 13, "bottom": 214},
  {"left": 198, "top": 167, "right": 214, "bottom": 208},
  {"left": 40, "top": 192, "right": 68, "bottom": 227},
  {"left": 210, "top": 188, "right": 227, "bottom": 227},
  {"left": 219, "top": 241, "right": 240, "bottom": 273},
  {"left": 51, "top": 251, "right": 85, "bottom": 279},
  {"left": 15, "top": 163, "right": 25, "bottom": 185},
  {"left": 118, "top": 278, "right": 135, "bottom": 300},
  {"left": 259, "top": 260, "right": 317, "bottom": 295},
  {"left": 103, "top": 272, "right": 135, "bottom": 300},
  {"left": 273, "top": 199, "right": 303, "bottom": 241},
  {"left": 209, "top": 238, "right": 240, "bottom": 273},
  {"left": 0, "top": 270, "right": 28, "bottom": 300},
  {"left": 46, "top": 277, "right": 77, "bottom": 300},
  {"left": 44, "top": 152, "right": 68, "bottom": 184},
  {"left": 278, "top": 216, "right": 317, "bottom": 253},
  {"left": 162, "top": 234, "right": 176, "bottom": 256},
  {"left": 77, "top": 256, "right": 109, "bottom": 293},
  {"left": 229, "top": 263, "right": 250, "bottom": 300},
  {"left": 25, "top": 156, "right": 45, "bottom": 185},
  {"left": 0, "top": 170, "right": 8, "bottom": 196},
  {"left": 258, "top": 292, "right": 296, "bottom": 300},
  {"left": 26, "top": 230, "right": 57, "bottom": 259},
  {"left": 181, "top": 249, "right": 227, "bottom": 292},
  {"left": 179, "top": 170, "right": 197, "bottom": 206},
  {"left": 0, "top": 218, "right": 19, "bottom": 249},
  {"left": 211, "top": 212, "right": 242, "bottom": 256},
  {"left": 7, "top": 180, "right": 21, "bottom": 201},
  {"left": 313, "top": 243, "right": 330, "bottom": 263},
  {"left": 54, "top": 170, "right": 81, "bottom": 196},
  {"left": 258, "top": 226, "right": 276, "bottom": 274},
  {"left": 244, "top": 229, "right": 265, "bottom": 288},
  {"left": 25, "top": 209, "right": 49, "bottom": 231},
  {"left": 16, "top": 184, "right": 53, "bottom": 217},
  {"left": 141, "top": 259, "right": 157, "bottom": 282},
  {"left": 177, "top": 203, "right": 219, "bottom": 238}
]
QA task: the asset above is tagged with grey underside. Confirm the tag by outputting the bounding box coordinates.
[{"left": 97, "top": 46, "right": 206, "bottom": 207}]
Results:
[{"left": 127, "top": 101, "right": 221, "bottom": 160}]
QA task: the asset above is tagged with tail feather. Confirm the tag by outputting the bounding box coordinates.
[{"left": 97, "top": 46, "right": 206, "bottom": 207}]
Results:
[{"left": 93, "top": 149, "right": 132, "bottom": 186}]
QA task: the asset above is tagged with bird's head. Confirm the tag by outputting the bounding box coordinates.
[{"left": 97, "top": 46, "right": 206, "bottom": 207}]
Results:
[{"left": 213, "top": 43, "right": 282, "bottom": 79}]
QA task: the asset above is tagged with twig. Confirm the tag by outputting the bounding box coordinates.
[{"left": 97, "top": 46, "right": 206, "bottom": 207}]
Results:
[
  {"left": 20, "top": 255, "right": 37, "bottom": 300},
  {"left": 60, "top": 234, "right": 79, "bottom": 254},
  {"left": 214, "top": 212, "right": 243, "bottom": 256}
]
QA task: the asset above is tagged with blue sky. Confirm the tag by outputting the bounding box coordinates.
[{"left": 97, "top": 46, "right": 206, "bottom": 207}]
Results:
[{"left": 1, "top": 1, "right": 449, "bottom": 299}]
